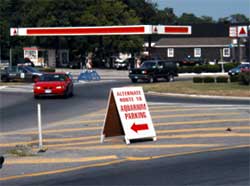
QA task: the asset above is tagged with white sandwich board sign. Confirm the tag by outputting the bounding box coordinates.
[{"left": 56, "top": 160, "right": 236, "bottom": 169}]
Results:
[{"left": 101, "top": 87, "right": 156, "bottom": 144}]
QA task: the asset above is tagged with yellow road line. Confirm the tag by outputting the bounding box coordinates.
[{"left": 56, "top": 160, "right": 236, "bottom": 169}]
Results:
[
  {"left": 0, "top": 126, "right": 102, "bottom": 136},
  {"left": 152, "top": 112, "right": 240, "bottom": 119},
  {"left": 0, "top": 140, "right": 37, "bottom": 148},
  {"left": 6, "top": 155, "right": 118, "bottom": 165},
  {"left": 126, "top": 144, "right": 250, "bottom": 161},
  {"left": 158, "top": 132, "right": 250, "bottom": 139},
  {"left": 0, "top": 135, "right": 100, "bottom": 148},
  {"left": 148, "top": 105, "right": 184, "bottom": 109},
  {"left": 155, "top": 118, "right": 250, "bottom": 126},
  {"left": 49, "top": 109, "right": 106, "bottom": 125},
  {"left": 46, "top": 140, "right": 100, "bottom": 148},
  {"left": 157, "top": 126, "right": 250, "bottom": 134},
  {"left": 1, "top": 145, "right": 249, "bottom": 181},
  {"left": 46, "top": 119, "right": 103, "bottom": 126},
  {"left": 150, "top": 107, "right": 248, "bottom": 113},
  {"left": 55, "top": 144, "right": 221, "bottom": 151},
  {"left": 0, "top": 159, "right": 127, "bottom": 181}
]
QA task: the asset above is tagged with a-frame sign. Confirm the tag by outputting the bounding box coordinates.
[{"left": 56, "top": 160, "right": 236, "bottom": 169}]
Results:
[{"left": 101, "top": 87, "right": 156, "bottom": 144}]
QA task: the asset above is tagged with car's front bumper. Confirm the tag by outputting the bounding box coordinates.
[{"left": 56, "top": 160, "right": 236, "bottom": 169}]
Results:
[
  {"left": 34, "top": 88, "right": 66, "bottom": 96},
  {"left": 129, "top": 74, "right": 150, "bottom": 80}
]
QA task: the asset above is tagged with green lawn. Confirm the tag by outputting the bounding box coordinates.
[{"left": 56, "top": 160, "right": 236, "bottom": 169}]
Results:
[{"left": 142, "top": 81, "right": 250, "bottom": 97}]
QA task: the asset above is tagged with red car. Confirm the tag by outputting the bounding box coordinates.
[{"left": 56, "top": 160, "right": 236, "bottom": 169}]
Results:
[{"left": 33, "top": 72, "right": 74, "bottom": 99}]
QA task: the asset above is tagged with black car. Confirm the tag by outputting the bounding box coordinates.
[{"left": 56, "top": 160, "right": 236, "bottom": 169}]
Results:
[
  {"left": 0, "top": 66, "right": 42, "bottom": 82},
  {"left": 129, "top": 60, "right": 178, "bottom": 83}
]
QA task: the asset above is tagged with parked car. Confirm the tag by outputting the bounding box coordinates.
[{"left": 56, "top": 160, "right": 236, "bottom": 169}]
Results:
[
  {"left": 228, "top": 64, "right": 250, "bottom": 76},
  {"left": 0, "top": 66, "right": 42, "bottom": 82},
  {"left": 114, "top": 58, "right": 134, "bottom": 70},
  {"left": 178, "top": 57, "right": 204, "bottom": 66},
  {"left": 33, "top": 72, "right": 74, "bottom": 99},
  {"left": 128, "top": 60, "right": 178, "bottom": 83}
]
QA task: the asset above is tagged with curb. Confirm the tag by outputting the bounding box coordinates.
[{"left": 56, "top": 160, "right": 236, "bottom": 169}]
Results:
[{"left": 147, "top": 91, "right": 250, "bottom": 101}]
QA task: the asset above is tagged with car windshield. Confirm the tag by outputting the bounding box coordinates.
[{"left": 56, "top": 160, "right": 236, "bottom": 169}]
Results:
[
  {"left": 237, "top": 64, "right": 250, "bottom": 68},
  {"left": 40, "top": 74, "right": 67, "bottom": 82},
  {"left": 23, "top": 66, "right": 39, "bottom": 73},
  {"left": 140, "top": 61, "right": 157, "bottom": 68}
]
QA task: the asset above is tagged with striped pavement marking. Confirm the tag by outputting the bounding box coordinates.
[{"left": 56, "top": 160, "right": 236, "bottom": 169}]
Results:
[
  {"left": 54, "top": 143, "right": 222, "bottom": 151},
  {"left": 150, "top": 107, "right": 250, "bottom": 113},
  {"left": 1, "top": 125, "right": 249, "bottom": 148},
  {"left": 152, "top": 112, "right": 240, "bottom": 119},
  {"left": 158, "top": 132, "right": 250, "bottom": 139},
  {"left": 0, "top": 118, "right": 249, "bottom": 137},
  {"left": 155, "top": 118, "right": 250, "bottom": 127},
  {"left": 5, "top": 155, "right": 118, "bottom": 165},
  {"left": 157, "top": 126, "right": 250, "bottom": 134}
]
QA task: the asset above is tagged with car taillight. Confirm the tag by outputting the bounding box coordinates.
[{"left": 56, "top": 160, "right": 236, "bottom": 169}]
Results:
[
  {"left": 35, "top": 86, "right": 41, "bottom": 90},
  {"left": 142, "top": 70, "right": 147, "bottom": 74}
]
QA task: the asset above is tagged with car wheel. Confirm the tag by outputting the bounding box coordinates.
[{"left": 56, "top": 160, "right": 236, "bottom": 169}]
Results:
[
  {"left": 148, "top": 76, "right": 154, "bottom": 83},
  {"left": 69, "top": 88, "right": 74, "bottom": 97},
  {"left": 32, "top": 76, "right": 39, "bottom": 83},
  {"left": 131, "top": 79, "right": 138, "bottom": 83},
  {"left": 1, "top": 75, "right": 9, "bottom": 82},
  {"left": 34, "top": 95, "right": 39, "bottom": 99},
  {"left": 167, "top": 74, "right": 175, "bottom": 82}
]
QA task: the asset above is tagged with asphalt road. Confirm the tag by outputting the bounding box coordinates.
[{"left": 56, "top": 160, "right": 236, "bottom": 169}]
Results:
[
  {"left": 3, "top": 147, "right": 250, "bottom": 186},
  {"left": 1, "top": 79, "right": 249, "bottom": 186},
  {"left": 1, "top": 79, "right": 249, "bottom": 132}
]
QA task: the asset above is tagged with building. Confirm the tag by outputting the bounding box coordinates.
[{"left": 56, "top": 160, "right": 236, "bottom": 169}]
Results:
[
  {"left": 149, "top": 23, "right": 250, "bottom": 63},
  {"left": 151, "top": 37, "right": 246, "bottom": 62}
]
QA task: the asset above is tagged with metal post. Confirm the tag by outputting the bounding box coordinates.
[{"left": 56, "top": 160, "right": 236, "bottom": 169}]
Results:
[
  {"left": 9, "top": 48, "right": 12, "bottom": 68},
  {"left": 37, "top": 103, "right": 43, "bottom": 149},
  {"left": 237, "top": 38, "right": 241, "bottom": 63},
  {"left": 148, "top": 35, "right": 152, "bottom": 58},
  {"left": 0, "top": 43, "right": 1, "bottom": 82}
]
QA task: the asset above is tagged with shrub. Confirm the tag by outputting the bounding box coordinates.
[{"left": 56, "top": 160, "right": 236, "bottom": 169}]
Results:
[
  {"left": 224, "top": 63, "right": 240, "bottom": 72},
  {"left": 229, "top": 75, "right": 239, "bottom": 82},
  {"left": 178, "top": 66, "right": 194, "bottom": 73},
  {"left": 239, "top": 71, "right": 250, "bottom": 85},
  {"left": 202, "top": 64, "right": 220, "bottom": 73},
  {"left": 193, "top": 77, "right": 203, "bottom": 83},
  {"left": 216, "top": 76, "right": 228, "bottom": 83},
  {"left": 203, "top": 76, "right": 215, "bottom": 83},
  {"left": 193, "top": 66, "right": 202, "bottom": 74}
]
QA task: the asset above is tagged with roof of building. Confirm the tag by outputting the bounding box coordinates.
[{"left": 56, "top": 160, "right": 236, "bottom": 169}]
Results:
[{"left": 154, "top": 37, "right": 233, "bottom": 48}]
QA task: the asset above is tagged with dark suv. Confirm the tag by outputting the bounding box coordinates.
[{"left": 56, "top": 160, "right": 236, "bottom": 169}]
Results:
[{"left": 128, "top": 60, "right": 178, "bottom": 83}]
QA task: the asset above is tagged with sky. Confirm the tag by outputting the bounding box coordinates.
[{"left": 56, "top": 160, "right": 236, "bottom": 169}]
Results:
[{"left": 153, "top": 0, "right": 250, "bottom": 20}]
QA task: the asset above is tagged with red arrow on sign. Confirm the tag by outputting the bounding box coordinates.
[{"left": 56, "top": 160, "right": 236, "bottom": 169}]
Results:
[{"left": 131, "top": 123, "right": 149, "bottom": 133}]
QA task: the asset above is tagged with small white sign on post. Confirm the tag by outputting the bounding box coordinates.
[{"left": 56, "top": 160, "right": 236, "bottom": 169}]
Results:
[
  {"left": 101, "top": 87, "right": 156, "bottom": 144},
  {"left": 229, "top": 26, "right": 237, "bottom": 38}
]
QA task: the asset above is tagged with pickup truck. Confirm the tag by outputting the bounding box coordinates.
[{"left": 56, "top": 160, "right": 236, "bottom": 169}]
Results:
[{"left": 129, "top": 60, "right": 178, "bottom": 83}]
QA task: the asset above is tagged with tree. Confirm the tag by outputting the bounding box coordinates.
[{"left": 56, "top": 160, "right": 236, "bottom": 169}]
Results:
[
  {"left": 177, "top": 13, "right": 215, "bottom": 24},
  {"left": 218, "top": 14, "right": 250, "bottom": 23}
]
